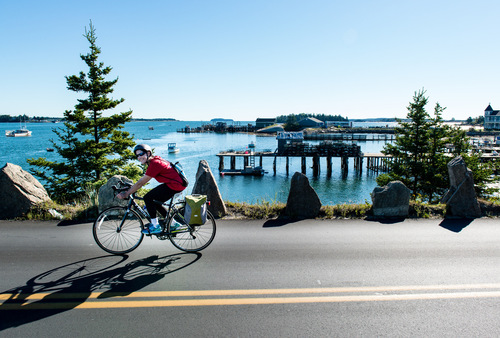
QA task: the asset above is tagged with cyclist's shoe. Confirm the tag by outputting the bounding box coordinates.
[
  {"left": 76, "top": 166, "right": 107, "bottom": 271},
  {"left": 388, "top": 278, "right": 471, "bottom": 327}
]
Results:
[
  {"left": 170, "top": 220, "right": 183, "bottom": 232},
  {"left": 142, "top": 223, "right": 162, "bottom": 235}
]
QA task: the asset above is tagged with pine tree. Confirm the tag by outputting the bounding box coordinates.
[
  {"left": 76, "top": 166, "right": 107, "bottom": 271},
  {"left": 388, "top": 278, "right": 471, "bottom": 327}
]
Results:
[
  {"left": 28, "top": 21, "right": 141, "bottom": 202},
  {"left": 381, "top": 89, "right": 432, "bottom": 197},
  {"left": 379, "top": 89, "right": 498, "bottom": 202},
  {"left": 421, "top": 103, "right": 450, "bottom": 202}
]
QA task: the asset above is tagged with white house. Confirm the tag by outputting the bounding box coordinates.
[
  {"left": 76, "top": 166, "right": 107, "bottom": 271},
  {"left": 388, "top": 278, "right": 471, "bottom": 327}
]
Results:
[{"left": 484, "top": 104, "right": 500, "bottom": 130}]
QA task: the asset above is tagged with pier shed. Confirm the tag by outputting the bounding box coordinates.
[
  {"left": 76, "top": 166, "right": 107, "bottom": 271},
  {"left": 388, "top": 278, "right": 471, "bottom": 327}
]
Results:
[
  {"left": 255, "top": 118, "right": 277, "bottom": 129},
  {"left": 277, "top": 131, "right": 304, "bottom": 153}
]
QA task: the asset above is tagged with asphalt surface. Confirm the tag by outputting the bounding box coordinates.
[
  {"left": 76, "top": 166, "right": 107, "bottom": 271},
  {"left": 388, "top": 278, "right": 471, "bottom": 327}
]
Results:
[{"left": 1, "top": 217, "right": 499, "bottom": 337}]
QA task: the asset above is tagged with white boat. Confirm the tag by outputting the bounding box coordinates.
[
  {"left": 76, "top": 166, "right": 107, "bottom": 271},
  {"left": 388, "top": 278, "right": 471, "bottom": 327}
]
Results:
[
  {"left": 6, "top": 119, "right": 32, "bottom": 137},
  {"left": 5, "top": 127, "right": 32, "bottom": 137},
  {"left": 168, "top": 143, "right": 180, "bottom": 153}
]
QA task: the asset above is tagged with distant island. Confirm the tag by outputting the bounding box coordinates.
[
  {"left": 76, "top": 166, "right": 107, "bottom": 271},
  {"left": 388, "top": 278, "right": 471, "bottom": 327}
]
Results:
[
  {"left": 211, "top": 118, "right": 234, "bottom": 123},
  {"left": 131, "top": 118, "right": 177, "bottom": 122}
]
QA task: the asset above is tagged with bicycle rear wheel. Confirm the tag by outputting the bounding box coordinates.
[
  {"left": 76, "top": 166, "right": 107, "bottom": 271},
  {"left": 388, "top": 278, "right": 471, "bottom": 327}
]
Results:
[
  {"left": 93, "top": 206, "right": 144, "bottom": 255},
  {"left": 168, "top": 209, "right": 216, "bottom": 252}
]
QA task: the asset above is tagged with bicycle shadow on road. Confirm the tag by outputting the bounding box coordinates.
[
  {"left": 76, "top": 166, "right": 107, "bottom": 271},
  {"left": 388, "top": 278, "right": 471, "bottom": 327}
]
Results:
[{"left": 0, "top": 252, "right": 201, "bottom": 331}]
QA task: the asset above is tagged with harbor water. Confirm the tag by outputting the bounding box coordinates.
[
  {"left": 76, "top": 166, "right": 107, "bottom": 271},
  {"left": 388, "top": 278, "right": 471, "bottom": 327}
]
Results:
[{"left": 1, "top": 121, "right": 393, "bottom": 205}]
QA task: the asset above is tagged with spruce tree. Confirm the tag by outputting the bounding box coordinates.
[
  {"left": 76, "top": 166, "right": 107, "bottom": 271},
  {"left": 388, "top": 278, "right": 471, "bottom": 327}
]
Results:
[
  {"left": 422, "top": 103, "right": 450, "bottom": 202},
  {"left": 382, "top": 89, "right": 432, "bottom": 197},
  {"left": 379, "top": 89, "right": 498, "bottom": 202},
  {"left": 28, "top": 21, "right": 140, "bottom": 202}
]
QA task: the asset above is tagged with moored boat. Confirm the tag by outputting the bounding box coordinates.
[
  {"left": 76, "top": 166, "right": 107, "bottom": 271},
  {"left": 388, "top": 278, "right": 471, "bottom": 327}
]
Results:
[
  {"left": 5, "top": 128, "right": 32, "bottom": 137},
  {"left": 168, "top": 143, "right": 180, "bottom": 153},
  {"left": 5, "top": 120, "right": 32, "bottom": 137}
]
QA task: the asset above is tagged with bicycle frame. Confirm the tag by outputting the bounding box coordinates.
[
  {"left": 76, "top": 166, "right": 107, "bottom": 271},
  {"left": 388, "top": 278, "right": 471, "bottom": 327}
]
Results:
[{"left": 124, "top": 192, "right": 188, "bottom": 235}]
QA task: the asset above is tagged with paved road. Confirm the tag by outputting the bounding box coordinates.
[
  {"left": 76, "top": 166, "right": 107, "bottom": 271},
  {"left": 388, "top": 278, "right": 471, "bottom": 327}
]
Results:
[{"left": 1, "top": 218, "right": 499, "bottom": 337}]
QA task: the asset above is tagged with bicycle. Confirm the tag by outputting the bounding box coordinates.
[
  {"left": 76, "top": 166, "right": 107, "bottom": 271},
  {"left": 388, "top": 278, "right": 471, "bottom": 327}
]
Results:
[{"left": 93, "top": 183, "right": 216, "bottom": 255}]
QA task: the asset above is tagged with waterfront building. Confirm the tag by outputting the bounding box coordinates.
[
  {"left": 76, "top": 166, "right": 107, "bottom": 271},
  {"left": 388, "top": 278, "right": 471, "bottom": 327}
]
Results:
[
  {"left": 298, "top": 117, "right": 324, "bottom": 128},
  {"left": 277, "top": 131, "right": 304, "bottom": 153},
  {"left": 325, "top": 120, "right": 353, "bottom": 128},
  {"left": 484, "top": 104, "right": 500, "bottom": 130},
  {"left": 255, "top": 118, "right": 277, "bottom": 129}
]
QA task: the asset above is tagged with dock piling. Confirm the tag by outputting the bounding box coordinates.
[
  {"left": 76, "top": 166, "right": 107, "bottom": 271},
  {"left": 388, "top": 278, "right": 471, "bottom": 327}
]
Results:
[
  {"left": 312, "top": 155, "right": 320, "bottom": 177},
  {"left": 219, "top": 156, "right": 224, "bottom": 171}
]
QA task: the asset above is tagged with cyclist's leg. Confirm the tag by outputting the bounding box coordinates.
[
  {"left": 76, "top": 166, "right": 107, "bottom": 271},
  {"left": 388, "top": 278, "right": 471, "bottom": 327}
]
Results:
[
  {"left": 143, "top": 184, "right": 181, "bottom": 218},
  {"left": 144, "top": 184, "right": 170, "bottom": 219}
]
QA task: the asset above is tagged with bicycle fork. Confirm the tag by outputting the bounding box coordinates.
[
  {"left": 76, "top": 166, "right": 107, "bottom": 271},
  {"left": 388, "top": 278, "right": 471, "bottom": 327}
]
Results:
[{"left": 96, "top": 210, "right": 130, "bottom": 233}]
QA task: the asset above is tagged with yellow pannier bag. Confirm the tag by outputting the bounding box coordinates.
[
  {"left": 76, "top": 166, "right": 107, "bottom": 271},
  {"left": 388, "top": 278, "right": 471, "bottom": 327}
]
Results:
[{"left": 184, "top": 194, "right": 207, "bottom": 225}]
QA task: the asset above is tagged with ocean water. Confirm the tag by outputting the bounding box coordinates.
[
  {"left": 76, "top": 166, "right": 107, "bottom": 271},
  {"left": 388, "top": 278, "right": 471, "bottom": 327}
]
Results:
[{"left": 1, "top": 121, "right": 392, "bottom": 205}]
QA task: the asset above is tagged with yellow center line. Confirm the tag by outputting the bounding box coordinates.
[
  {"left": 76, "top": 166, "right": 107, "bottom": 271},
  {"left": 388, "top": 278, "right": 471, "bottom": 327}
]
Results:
[
  {"left": 2, "top": 283, "right": 500, "bottom": 310},
  {"left": 2, "top": 291, "right": 500, "bottom": 310},
  {"left": 2, "top": 283, "right": 500, "bottom": 301}
]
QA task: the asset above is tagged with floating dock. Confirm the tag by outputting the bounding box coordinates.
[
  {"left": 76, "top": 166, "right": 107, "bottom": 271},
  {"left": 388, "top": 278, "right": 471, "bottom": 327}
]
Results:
[{"left": 220, "top": 166, "right": 266, "bottom": 176}]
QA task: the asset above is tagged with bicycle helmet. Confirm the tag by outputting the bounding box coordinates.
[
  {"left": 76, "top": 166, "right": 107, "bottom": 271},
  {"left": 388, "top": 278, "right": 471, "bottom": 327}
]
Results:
[{"left": 133, "top": 144, "right": 152, "bottom": 155}]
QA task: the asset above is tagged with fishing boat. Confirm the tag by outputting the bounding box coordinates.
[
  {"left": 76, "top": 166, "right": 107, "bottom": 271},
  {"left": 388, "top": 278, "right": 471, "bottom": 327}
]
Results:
[
  {"left": 168, "top": 143, "right": 180, "bottom": 153},
  {"left": 248, "top": 141, "right": 256, "bottom": 148},
  {"left": 6, "top": 118, "right": 32, "bottom": 137},
  {"left": 5, "top": 121, "right": 32, "bottom": 137},
  {"left": 5, "top": 129, "right": 32, "bottom": 137}
]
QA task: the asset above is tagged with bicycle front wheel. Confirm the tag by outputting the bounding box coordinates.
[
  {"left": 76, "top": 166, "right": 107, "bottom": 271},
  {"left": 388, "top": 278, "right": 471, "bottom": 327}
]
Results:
[
  {"left": 93, "top": 207, "right": 144, "bottom": 255},
  {"left": 169, "top": 209, "right": 216, "bottom": 252}
]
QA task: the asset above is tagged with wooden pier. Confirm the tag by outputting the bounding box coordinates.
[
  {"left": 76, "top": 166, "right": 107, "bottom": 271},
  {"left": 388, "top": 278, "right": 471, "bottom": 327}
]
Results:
[
  {"left": 216, "top": 151, "right": 391, "bottom": 177},
  {"left": 216, "top": 133, "right": 394, "bottom": 177}
]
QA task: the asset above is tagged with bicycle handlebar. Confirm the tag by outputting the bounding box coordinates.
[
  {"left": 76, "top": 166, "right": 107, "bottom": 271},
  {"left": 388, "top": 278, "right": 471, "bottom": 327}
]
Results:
[
  {"left": 111, "top": 185, "right": 130, "bottom": 193},
  {"left": 111, "top": 183, "right": 135, "bottom": 199}
]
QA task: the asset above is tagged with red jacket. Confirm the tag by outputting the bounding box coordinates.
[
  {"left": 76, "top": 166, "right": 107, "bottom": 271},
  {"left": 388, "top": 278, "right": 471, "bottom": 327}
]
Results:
[{"left": 145, "top": 156, "right": 186, "bottom": 191}]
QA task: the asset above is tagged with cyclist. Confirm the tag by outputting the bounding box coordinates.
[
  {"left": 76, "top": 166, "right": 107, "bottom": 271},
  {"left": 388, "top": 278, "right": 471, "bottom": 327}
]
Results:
[{"left": 117, "top": 144, "right": 187, "bottom": 234}]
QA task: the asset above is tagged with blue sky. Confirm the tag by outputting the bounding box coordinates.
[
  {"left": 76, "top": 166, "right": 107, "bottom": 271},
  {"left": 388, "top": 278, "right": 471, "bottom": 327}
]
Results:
[{"left": 1, "top": 0, "right": 499, "bottom": 121}]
